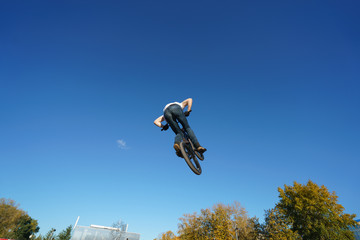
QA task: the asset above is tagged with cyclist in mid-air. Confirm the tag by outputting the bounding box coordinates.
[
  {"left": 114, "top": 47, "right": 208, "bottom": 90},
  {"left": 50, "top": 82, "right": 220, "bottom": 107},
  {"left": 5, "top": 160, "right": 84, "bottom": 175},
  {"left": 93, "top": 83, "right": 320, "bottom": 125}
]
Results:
[{"left": 154, "top": 98, "right": 207, "bottom": 157}]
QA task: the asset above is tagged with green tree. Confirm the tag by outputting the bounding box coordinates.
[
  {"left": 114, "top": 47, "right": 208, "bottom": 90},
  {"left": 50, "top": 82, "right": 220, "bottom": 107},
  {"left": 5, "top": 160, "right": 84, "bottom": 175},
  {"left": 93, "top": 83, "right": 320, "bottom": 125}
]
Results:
[
  {"left": 177, "top": 201, "right": 259, "bottom": 240},
  {"left": 33, "top": 226, "right": 72, "bottom": 240},
  {"left": 56, "top": 225, "right": 72, "bottom": 240},
  {"left": 264, "top": 180, "right": 357, "bottom": 240},
  {"left": 12, "top": 215, "right": 40, "bottom": 240},
  {"left": 0, "top": 198, "right": 39, "bottom": 239},
  {"left": 43, "top": 228, "right": 57, "bottom": 240}
]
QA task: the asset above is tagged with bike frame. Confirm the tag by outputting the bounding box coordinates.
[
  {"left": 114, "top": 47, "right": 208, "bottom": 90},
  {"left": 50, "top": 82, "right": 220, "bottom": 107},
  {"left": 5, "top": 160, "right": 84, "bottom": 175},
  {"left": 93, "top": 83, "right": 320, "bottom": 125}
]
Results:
[
  {"left": 172, "top": 116, "right": 204, "bottom": 175},
  {"left": 181, "top": 128, "right": 196, "bottom": 152}
]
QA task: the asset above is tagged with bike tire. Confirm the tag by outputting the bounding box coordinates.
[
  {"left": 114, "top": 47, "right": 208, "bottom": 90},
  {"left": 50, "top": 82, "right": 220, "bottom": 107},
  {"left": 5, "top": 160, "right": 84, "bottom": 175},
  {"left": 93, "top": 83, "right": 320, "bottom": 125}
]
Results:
[
  {"left": 195, "top": 151, "right": 205, "bottom": 161},
  {"left": 180, "top": 142, "right": 202, "bottom": 175}
]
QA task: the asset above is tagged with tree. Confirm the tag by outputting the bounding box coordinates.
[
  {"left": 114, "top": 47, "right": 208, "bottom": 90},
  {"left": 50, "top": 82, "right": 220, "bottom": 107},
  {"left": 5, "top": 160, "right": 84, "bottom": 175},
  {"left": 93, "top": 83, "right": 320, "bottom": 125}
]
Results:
[
  {"left": 264, "top": 180, "right": 357, "bottom": 240},
  {"left": 0, "top": 198, "right": 23, "bottom": 237},
  {"left": 263, "top": 207, "right": 301, "bottom": 240},
  {"left": 56, "top": 225, "right": 72, "bottom": 240},
  {"left": 12, "top": 215, "right": 40, "bottom": 240},
  {"left": 154, "top": 231, "right": 178, "bottom": 240},
  {"left": 43, "top": 228, "right": 57, "bottom": 240},
  {"left": 177, "top": 201, "right": 260, "bottom": 240},
  {"left": 111, "top": 220, "right": 127, "bottom": 240},
  {"left": 0, "top": 198, "right": 39, "bottom": 239},
  {"left": 33, "top": 226, "right": 72, "bottom": 240}
]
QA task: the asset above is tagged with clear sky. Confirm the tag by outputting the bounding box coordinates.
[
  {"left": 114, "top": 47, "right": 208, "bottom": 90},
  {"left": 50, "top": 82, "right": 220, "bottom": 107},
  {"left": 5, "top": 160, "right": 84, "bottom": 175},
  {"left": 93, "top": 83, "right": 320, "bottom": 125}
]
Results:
[{"left": 1, "top": 1, "right": 359, "bottom": 239}]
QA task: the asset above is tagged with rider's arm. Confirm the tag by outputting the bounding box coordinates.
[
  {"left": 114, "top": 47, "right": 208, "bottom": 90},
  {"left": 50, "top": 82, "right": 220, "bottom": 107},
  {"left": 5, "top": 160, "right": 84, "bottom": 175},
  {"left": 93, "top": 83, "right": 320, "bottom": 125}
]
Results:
[
  {"left": 154, "top": 115, "right": 165, "bottom": 128},
  {"left": 181, "top": 98, "right": 193, "bottom": 111}
]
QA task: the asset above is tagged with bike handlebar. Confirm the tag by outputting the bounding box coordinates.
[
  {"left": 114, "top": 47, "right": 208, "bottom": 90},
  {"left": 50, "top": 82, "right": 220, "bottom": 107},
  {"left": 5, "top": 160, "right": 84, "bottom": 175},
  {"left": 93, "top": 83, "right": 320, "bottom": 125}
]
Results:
[
  {"left": 161, "top": 124, "right": 169, "bottom": 131},
  {"left": 184, "top": 110, "right": 192, "bottom": 117}
]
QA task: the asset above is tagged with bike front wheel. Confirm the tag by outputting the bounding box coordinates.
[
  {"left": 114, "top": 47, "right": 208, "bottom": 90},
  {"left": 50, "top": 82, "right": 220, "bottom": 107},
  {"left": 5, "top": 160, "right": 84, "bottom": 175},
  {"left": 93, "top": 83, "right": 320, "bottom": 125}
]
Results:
[
  {"left": 180, "top": 142, "right": 202, "bottom": 175},
  {"left": 195, "top": 151, "right": 205, "bottom": 161}
]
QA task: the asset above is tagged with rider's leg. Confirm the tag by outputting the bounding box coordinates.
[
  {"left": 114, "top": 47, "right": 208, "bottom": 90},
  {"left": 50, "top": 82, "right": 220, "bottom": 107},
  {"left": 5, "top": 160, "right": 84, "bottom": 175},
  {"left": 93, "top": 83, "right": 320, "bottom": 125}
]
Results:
[
  {"left": 173, "top": 107, "right": 202, "bottom": 149},
  {"left": 164, "top": 109, "right": 183, "bottom": 143},
  {"left": 164, "top": 107, "right": 184, "bottom": 156}
]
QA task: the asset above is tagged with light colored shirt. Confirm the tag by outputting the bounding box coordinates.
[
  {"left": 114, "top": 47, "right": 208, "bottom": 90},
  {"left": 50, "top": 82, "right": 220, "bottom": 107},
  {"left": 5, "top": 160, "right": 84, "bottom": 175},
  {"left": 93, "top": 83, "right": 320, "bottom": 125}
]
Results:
[{"left": 163, "top": 102, "right": 183, "bottom": 112}]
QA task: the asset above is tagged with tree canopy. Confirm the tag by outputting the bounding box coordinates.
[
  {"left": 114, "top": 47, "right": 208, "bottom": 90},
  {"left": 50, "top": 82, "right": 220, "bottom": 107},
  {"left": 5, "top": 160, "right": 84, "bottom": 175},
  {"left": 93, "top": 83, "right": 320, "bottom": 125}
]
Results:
[
  {"left": 56, "top": 226, "right": 72, "bottom": 240},
  {"left": 177, "top": 201, "right": 259, "bottom": 240},
  {"left": 0, "top": 198, "right": 39, "bottom": 240},
  {"left": 154, "top": 231, "right": 178, "bottom": 240},
  {"left": 263, "top": 180, "right": 357, "bottom": 240},
  {"left": 155, "top": 180, "right": 357, "bottom": 240}
]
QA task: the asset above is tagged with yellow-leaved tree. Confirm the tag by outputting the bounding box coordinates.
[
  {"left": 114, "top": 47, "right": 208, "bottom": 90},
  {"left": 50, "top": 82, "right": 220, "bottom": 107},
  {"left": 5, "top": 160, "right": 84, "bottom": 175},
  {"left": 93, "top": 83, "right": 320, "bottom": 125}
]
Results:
[
  {"left": 154, "top": 230, "right": 179, "bottom": 240},
  {"left": 263, "top": 180, "right": 357, "bottom": 240},
  {"left": 0, "top": 198, "right": 39, "bottom": 240},
  {"left": 177, "top": 201, "right": 260, "bottom": 240}
]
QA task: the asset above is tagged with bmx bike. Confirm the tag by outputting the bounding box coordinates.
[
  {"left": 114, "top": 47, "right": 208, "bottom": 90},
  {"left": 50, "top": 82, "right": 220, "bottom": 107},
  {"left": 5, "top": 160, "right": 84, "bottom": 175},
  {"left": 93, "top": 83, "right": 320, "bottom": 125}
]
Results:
[{"left": 179, "top": 127, "right": 205, "bottom": 175}]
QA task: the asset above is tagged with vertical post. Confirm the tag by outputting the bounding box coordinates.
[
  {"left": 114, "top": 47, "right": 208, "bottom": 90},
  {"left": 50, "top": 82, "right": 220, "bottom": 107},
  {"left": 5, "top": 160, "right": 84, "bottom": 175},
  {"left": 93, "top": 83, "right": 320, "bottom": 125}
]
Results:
[{"left": 73, "top": 216, "right": 80, "bottom": 231}]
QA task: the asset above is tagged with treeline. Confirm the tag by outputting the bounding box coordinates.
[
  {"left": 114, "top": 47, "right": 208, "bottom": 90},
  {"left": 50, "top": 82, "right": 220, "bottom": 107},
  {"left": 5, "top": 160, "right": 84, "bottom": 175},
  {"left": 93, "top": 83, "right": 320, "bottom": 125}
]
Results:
[
  {"left": 33, "top": 226, "right": 72, "bottom": 240},
  {"left": 0, "top": 198, "right": 71, "bottom": 240},
  {"left": 155, "top": 180, "right": 358, "bottom": 240}
]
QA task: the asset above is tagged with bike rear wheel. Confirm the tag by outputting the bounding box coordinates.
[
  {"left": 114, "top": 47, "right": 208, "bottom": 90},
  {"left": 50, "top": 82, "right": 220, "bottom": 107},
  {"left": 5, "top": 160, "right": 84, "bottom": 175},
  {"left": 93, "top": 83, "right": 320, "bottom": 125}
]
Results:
[{"left": 180, "top": 141, "right": 202, "bottom": 175}]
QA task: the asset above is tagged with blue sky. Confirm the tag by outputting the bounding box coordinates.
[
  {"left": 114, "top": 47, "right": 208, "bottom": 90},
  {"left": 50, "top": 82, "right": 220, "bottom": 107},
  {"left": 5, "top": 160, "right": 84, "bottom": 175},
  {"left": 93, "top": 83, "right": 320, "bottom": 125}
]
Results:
[{"left": 1, "top": 1, "right": 359, "bottom": 239}]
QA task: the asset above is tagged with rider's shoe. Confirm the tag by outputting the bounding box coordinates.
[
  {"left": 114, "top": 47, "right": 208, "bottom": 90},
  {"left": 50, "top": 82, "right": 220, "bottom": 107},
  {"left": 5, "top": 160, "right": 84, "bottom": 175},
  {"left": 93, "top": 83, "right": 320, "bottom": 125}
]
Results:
[
  {"left": 197, "top": 146, "right": 207, "bottom": 153},
  {"left": 174, "top": 143, "right": 182, "bottom": 157}
]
